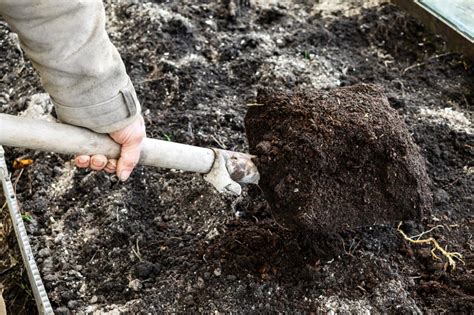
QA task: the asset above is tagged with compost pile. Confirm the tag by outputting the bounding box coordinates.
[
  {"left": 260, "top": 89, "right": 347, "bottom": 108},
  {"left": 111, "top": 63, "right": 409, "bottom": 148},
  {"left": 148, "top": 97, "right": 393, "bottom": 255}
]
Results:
[
  {"left": 246, "top": 84, "right": 432, "bottom": 232},
  {"left": 0, "top": 0, "right": 473, "bottom": 314}
]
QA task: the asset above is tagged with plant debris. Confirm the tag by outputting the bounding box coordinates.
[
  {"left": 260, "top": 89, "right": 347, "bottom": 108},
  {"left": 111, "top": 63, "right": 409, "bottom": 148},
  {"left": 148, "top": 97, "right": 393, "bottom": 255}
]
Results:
[{"left": 397, "top": 222, "right": 465, "bottom": 271}]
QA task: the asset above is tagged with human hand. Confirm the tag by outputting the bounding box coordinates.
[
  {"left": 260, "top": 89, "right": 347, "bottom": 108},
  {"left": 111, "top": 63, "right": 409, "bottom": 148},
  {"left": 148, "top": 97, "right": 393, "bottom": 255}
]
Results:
[{"left": 75, "top": 116, "right": 146, "bottom": 181}]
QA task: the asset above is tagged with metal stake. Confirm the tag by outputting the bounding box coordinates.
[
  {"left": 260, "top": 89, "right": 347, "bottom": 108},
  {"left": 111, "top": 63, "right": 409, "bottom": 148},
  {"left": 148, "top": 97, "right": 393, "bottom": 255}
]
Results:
[{"left": 0, "top": 146, "right": 53, "bottom": 314}]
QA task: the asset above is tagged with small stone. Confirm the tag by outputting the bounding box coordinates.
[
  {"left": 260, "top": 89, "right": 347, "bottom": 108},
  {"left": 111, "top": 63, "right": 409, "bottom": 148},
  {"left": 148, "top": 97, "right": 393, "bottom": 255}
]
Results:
[
  {"left": 55, "top": 307, "right": 70, "bottom": 315},
  {"left": 196, "top": 277, "right": 205, "bottom": 289},
  {"left": 434, "top": 189, "right": 450, "bottom": 205},
  {"left": 79, "top": 283, "right": 87, "bottom": 294},
  {"left": 206, "top": 228, "right": 220, "bottom": 240},
  {"left": 54, "top": 233, "right": 64, "bottom": 244},
  {"left": 67, "top": 300, "right": 81, "bottom": 310},
  {"left": 183, "top": 294, "right": 195, "bottom": 306},
  {"left": 213, "top": 268, "right": 222, "bottom": 277},
  {"left": 204, "top": 19, "right": 217, "bottom": 31},
  {"left": 128, "top": 279, "right": 142, "bottom": 292},
  {"left": 43, "top": 274, "right": 58, "bottom": 282},
  {"left": 41, "top": 257, "right": 54, "bottom": 274},
  {"left": 38, "top": 248, "right": 51, "bottom": 258},
  {"left": 89, "top": 295, "right": 98, "bottom": 304}
]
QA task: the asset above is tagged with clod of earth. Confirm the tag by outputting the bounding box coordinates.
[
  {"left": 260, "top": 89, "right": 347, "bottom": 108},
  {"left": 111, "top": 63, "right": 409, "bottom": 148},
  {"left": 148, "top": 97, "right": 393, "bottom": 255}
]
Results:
[{"left": 245, "top": 84, "right": 433, "bottom": 233}]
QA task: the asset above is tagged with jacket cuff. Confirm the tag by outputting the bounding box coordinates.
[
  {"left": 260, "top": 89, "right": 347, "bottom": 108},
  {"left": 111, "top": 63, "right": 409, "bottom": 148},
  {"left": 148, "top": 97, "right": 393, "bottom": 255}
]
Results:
[{"left": 51, "top": 79, "right": 141, "bottom": 134}]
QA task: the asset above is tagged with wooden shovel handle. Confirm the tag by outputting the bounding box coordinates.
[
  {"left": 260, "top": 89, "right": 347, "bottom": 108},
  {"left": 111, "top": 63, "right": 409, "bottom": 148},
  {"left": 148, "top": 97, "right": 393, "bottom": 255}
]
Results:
[{"left": 0, "top": 113, "right": 217, "bottom": 174}]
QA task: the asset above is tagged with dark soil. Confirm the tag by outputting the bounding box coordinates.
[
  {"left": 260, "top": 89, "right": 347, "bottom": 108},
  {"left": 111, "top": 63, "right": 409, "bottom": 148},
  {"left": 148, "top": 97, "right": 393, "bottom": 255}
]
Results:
[
  {"left": 0, "top": 1, "right": 473, "bottom": 314},
  {"left": 246, "top": 84, "right": 432, "bottom": 232}
]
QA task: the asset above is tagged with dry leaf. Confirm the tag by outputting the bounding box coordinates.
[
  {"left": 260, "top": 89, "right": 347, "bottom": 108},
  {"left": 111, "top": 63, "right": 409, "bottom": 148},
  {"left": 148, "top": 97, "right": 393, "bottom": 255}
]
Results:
[{"left": 13, "top": 158, "right": 33, "bottom": 170}]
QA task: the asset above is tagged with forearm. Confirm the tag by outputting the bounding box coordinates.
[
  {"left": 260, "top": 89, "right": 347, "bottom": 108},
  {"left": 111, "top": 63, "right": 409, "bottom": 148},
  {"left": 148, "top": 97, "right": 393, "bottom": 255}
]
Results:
[{"left": 0, "top": 0, "right": 140, "bottom": 133}]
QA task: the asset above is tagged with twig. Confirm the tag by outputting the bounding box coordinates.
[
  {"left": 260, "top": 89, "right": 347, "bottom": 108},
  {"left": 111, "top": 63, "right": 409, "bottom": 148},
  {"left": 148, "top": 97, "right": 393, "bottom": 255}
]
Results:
[
  {"left": 136, "top": 238, "right": 142, "bottom": 258},
  {"left": 13, "top": 169, "right": 24, "bottom": 196},
  {"left": 270, "top": 211, "right": 291, "bottom": 231},
  {"left": 88, "top": 251, "right": 97, "bottom": 264},
  {"left": 397, "top": 222, "right": 464, "bottom": 271},
  {"left": 442, "top": 175, "right": 463, "bottom": 188},
  {"left": 132, "top": 238, "right": 143, "bottom": 262},
  {"left": 402, "top": 52, "right": 455, "bottom": 75},
  {"left": 341, "top": 237, "right": 351, "bottom": 257},
  {"left": 357, "top": 285, "right": 367, "bottom": 293},
  {"left": 410, "top": 224, "right": 444, "bottom": 240},
  {"left": 349, "top": 239, "right": 362, "bottom": 255},
  {"left": 210, "top": 135, "right": 227, "bottom": 150}
]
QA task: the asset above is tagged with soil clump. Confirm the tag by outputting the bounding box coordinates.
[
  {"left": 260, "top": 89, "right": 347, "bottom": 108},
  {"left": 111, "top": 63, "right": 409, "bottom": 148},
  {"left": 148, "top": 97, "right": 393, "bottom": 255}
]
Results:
[{"left": 246, "top": 84, "right": 432, "bottom": 232}]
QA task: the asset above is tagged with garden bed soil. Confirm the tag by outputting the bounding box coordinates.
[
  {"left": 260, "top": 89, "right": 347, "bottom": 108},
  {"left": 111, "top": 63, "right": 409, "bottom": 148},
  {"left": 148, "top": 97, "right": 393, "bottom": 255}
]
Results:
[{"left": 0, "top": 0, "right": 473, "bottom": 313}]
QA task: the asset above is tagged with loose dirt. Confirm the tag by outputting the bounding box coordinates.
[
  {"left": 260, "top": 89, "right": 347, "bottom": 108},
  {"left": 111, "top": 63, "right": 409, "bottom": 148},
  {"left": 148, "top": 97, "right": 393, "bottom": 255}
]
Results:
[
  {"left": 246, "top": 84, "right": 432, "bottom": 232},
  {"left": 0, "top": 1, "right": 472, "bottom": 314}
]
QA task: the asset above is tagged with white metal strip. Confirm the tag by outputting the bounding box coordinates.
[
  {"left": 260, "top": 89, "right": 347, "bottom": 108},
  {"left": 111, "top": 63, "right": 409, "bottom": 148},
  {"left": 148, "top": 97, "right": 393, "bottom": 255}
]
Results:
[{"left": 0, "top": 146, "right": 54, "bottom": 315}]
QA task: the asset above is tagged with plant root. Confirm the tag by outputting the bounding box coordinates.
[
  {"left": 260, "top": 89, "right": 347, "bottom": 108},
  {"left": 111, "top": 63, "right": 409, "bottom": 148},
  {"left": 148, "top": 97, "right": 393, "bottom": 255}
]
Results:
[{"left": 397, "top": 222, "right": 465, "bottom": 271}]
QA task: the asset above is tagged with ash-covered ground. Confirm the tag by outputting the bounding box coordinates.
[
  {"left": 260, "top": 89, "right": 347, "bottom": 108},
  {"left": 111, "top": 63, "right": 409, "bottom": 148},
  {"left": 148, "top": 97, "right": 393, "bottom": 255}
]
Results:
[{"left": 0, "top": 0, "right": 473, "bottom": 313}]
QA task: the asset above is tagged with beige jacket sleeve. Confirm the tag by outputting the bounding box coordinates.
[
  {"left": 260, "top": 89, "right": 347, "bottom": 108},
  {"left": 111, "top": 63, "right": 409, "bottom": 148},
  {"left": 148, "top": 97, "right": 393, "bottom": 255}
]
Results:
[{"left": 0, "top": 0, "right": 141, "bottom": 133}]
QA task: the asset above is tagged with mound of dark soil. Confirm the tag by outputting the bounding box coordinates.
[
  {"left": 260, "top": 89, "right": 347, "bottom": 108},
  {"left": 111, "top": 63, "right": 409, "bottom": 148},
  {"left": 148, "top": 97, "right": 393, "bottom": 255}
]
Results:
[{"left": 245, "top": 84, "right": 432, "bottom": 232}]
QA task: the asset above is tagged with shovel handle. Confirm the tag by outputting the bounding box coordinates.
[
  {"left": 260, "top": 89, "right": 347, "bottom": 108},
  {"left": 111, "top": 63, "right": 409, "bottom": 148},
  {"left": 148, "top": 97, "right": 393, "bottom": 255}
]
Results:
[{"left": 0, "top": 113, "right": 217, "bottom": 174}]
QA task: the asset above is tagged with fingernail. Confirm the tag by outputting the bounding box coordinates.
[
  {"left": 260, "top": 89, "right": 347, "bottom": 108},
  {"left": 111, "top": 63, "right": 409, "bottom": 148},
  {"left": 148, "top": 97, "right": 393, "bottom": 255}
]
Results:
[
  {"left": 92, "top": 159, "right": 105, "bottom": 167},
  {"left": 78, "top": 156, "right": 88, "bottom": 163},
  {"left": 120, "top": 170, "right": 132, "bottom": 181}
]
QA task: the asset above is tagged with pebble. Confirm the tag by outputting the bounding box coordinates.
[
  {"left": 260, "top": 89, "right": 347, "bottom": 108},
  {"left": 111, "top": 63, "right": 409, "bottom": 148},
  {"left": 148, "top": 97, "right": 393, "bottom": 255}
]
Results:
[
  {"left": 196, "top": 277, "right": 205, "bottom": 289},
  {"left": 206, "top": 228, "right": 220, "bottom": 240},
  {"left": 89, "top": 295, "right": 98, "bottom": 304},
  {"left": 38, "top": 247, "right": 51, "bottom": 258},
  {"left": 79, "top": 283, "right": 87, "bottom": 294},
  {"left": 434, "top": 188, "right": 450, "bottom": 204},
  {"left": 184, "top": 294, "right": 195, "bottom": 306},
  {"left": 41, "top": 257, "right": 54, "bottom": 274},
  {"left": 54, "top": 233, "right": 64, "bottom": 244},
  {"left": 67, "top": 300, "right": 81, "bottom": 310},
  {"left": 213, "top": 268, "right": 222, "bottom": 277},
  {"left": 55, "top": 307, "right": 70, "bottom": 315},
  {"left": 129, "top": 279, "right": 143, "bottom": 292},
  {"left": 43, "top": 274, "right": 58, "bottom": 282},
  {"left": 205, "top": 19, "right": 217, "bottom": 31}
]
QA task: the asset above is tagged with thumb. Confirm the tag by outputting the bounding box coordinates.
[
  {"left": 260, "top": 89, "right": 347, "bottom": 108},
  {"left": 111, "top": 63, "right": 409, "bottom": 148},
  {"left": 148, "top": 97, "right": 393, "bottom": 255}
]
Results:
[
  {"left": 116, "top": 139, "right": 142, "bottom": 181},
  {"left": 109, "top": 116, "right": 146, "bottom": 181}
]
